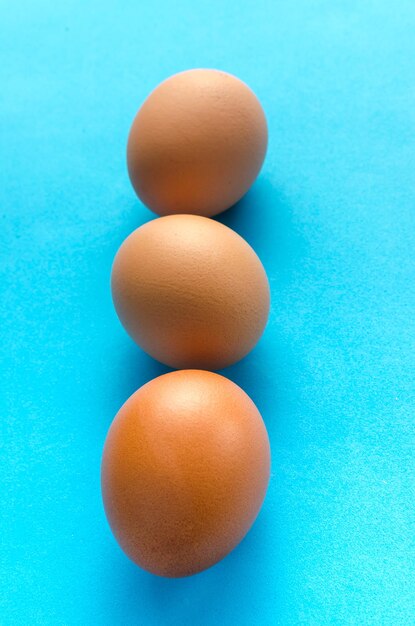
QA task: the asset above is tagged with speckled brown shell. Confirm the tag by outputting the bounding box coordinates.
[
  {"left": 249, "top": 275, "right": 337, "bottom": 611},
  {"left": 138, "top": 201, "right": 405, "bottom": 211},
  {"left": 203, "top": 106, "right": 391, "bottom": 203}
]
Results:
[
  {"left": 127, "top": 69, "right": 268, "bottom": 217},
  {"left": 101, "top": 370, "right": 271, "bottom": 577},
  {"left": 111, "top": 214, "right": 270, "bottom": 370}
]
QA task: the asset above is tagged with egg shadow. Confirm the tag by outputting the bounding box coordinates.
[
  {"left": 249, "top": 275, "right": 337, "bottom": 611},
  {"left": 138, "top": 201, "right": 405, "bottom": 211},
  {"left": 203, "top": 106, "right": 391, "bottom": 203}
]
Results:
[
  {"left": 220, "top": 348, "right": 280, "bottom": 438},
  {"left": 215, "top": 176, "right": 298, "bottom": 274},
  {"left": 215, "top": 177, "right": 300, "bottom": 441}
]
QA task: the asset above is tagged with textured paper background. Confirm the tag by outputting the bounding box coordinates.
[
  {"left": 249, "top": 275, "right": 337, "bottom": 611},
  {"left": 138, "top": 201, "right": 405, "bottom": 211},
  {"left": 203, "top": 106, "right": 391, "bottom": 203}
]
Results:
[{"left": 1, "top": 1, "right": 415, "bottom": 624}]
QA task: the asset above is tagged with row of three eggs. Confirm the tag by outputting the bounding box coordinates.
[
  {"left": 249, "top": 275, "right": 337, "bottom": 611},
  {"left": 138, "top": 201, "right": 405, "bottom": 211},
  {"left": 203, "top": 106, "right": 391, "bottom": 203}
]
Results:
[{"left": 103, "top": 69, "right": 271, "bottom": 577}]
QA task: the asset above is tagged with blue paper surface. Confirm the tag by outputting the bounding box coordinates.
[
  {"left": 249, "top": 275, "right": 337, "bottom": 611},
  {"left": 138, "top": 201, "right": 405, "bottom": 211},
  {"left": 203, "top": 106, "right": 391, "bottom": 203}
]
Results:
[{"left": 1, "top": 1, "right": 415, "bottom": 624}]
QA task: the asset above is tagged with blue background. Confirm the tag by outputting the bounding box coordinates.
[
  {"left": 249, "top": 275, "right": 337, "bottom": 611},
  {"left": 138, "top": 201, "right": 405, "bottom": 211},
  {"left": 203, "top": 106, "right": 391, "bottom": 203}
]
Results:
[{"left": 1, "top": 1, "right": 415, "bottom": 624}]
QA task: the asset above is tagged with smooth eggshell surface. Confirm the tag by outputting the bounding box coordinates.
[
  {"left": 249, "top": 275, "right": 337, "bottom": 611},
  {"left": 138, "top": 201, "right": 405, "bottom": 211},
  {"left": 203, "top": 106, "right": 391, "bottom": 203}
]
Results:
[
  {"left": 101, "top": 370, "right": 271, "bottom": 577},
  {"left": 127, "top": 69, "right": 268, "bottom": 217},
  {"left": 111, "top": 214, "right": 270, "bottom": 370}
]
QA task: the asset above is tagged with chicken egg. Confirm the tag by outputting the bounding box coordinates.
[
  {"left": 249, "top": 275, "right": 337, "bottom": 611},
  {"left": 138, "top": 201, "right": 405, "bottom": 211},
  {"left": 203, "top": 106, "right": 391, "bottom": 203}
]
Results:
[
  {"left": 101, "top": 370, "right": 271, "bottom": 577},
  {"left": 127, "top": 69, "right": 268, "bottom": 217},
  {"left": 111, "top": 214, "right": 270, "bottom": 370}
]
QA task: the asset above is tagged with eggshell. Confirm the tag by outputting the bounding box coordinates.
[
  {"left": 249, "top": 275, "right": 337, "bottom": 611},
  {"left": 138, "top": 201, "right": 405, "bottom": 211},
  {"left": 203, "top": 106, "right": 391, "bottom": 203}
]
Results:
[
  {"left": 127, "top": 69, "right": 268, "bottom": 217},
  {"left": 111, "top": 214, "right": 270, "bottom": 370},
  {"left": 101, "top": 370, "right": 271, "bottom": 577}
]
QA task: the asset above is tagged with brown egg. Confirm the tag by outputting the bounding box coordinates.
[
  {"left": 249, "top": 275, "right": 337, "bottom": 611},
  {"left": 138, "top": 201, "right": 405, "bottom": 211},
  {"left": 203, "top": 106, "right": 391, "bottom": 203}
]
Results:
[
  {"left": 101, "top": 370, "right": 271, "bottom": 577},
  {"left": 111, "top": 214, "right": 270, "bottom": 370},
  {"left": 127, "top": 69, "right": 268, "bottom": 217}
]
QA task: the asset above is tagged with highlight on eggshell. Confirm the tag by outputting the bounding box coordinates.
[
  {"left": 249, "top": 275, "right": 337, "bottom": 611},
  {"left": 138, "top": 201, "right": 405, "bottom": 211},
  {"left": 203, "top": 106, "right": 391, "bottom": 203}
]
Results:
[
  {"left": 111, "top": 214, "right": 271, "bottom": 370},
  {"left": 101, "top": 369, "right": 271, "bottom": 577},
  {"left": 127, "top": 68, "right": 268, "bottom": 217}
]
